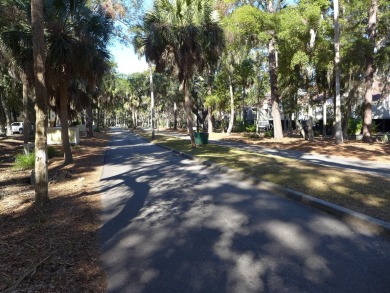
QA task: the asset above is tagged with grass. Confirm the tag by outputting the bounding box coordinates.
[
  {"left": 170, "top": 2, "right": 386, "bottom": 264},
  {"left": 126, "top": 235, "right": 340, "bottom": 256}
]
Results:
[
  {"left": 137, "top": 130, "right": 390, "bottom": 222},
  {"left": 12, "top": 152, "right": 35, "bottom": 170},
  {"left": 12, "top": 146, "right": 62, "bottom": 171}
]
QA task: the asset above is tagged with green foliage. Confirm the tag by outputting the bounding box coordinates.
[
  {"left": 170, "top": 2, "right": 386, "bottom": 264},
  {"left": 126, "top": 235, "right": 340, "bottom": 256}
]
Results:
[
  {"left": 290, "top": 51, "right": 309, "bottom": 69},
  {"left": 245, "top": 124, "right": 256, "bottom": 132},
  {"left": 12, "top": 152, "right": 35, "bottom": 170},
  {"left": 233, "top": 118, "right": 245, "bottom": 132},
  {"left": 264, "top": 129, "right": 273, "bottom": 138},
  {"left": 12, "top": 146, "right": 61, "bottom": 170},
  {"left": 348, "top": 118, "right": 362, "bottom": 135},
  {"left": 372, "top": 121, "right": 379, "bottom": 134}
]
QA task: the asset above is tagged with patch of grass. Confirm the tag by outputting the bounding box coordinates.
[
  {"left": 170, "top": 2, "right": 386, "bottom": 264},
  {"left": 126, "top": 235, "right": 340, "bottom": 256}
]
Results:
[
  {"left": 139, "top": 130, "right": 390, "bottom": 222},
  {"left": 11, "top": 146, "right": 61, "bottom": 171},
  {"left": 12, "top": 152, "right": 35, "bottom": 170}
]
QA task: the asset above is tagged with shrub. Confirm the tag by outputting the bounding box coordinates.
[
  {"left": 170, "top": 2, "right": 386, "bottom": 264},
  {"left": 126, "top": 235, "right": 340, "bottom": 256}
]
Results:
[
  {"left": 264, "top": 130, "right": 273, "bottom": 138},
  {"left": 372, "top": 121, "right": 378, "bottom": 134},
  {"left": 347, "top": 118, "right": 362, "bottom": 135},
  {"left": 245, "top": 124, "right": 256, "bottom": 132},
  {"left": 13, "top": 152, "right": 35, "bottom": 170}
]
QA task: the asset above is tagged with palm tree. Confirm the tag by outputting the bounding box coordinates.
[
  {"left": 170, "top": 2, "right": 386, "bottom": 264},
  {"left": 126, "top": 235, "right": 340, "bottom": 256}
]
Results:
[
  {"left": 134, "top": 0, "right": 225, "bottom": 146},
  {"left": 44, "top": 1, "right": 113, "bottom": 164},
  {"left": 0, "top": 0, "right": 34, "bottom": 145},
  {"left": 31, "top": 0, "right": 49, "bottom": 206}
]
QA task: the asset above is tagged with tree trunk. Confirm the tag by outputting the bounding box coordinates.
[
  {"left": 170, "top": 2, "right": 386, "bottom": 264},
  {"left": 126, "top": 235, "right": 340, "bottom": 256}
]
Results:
[
  {"left": 149, "top": 64, "right": 155, "bottom": 139},
  {"left": 295, "top": 114, "right": 306, "bottom": 139},
  {"left": 59, "top": 77, "right": 73, "bottom": 164},
  {"left": 288, "top": 113, "right": 293, "bottom": 136},
  {"left": 323, "top": 92, "right": 327, "bottom": 136},
  {"left": 183, "top": 79, "right": 195, "bottom": 147},
  {"left": 267, "top": 1, "right": 283, "bottom": 140},
  {"left": 207, "top": 106, "right": 213, "bottom": 133},
  {"left": 173, "top": 102, "right": 178, "bottom": 130},
  {"left": 242, "top": 87, "right": 246, "bottom": 131},
  {"left": 0, "top": 94, "right": 12, "bottom": 136},
  {"left": 86, "top": 97, "right": 93, "bottom": 137},
  {"left": 135, "top": 109, "right": 138, "bottom": 129},
  {"left": 362, "top": 0, "right": 378, "bottom": 143},
  {"left": 31, "top": 0, "right": 49, "bottom": 206},
  {"left": 334, "top": 0, "right": 343, "bottom": 144},
  {"left": 227, "top": 76, "right": 235, "bottom": 135},
  {"left": 0, "top": 101, "right": 6, "bottom": 135},
  {"left": 307, "top": 101, "right": 314, "bottom": 141},
  {"left": 207, "top": 71, "right": 214, "bottom": 133},
  {"left": 269, "top": 36, "right": 283, "bottom": 139},
  {"left": 21, "top": 72, "right": 31, "bottom": 151}
]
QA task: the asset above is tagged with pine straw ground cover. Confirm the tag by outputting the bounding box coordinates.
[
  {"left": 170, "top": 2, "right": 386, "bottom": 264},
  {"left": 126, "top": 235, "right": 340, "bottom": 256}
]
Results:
[
  {"left": 137, "top": 129, "right": 390, "bottom": 223},
  {"left": 0, "top": 133, "right": 109, "bottom": 292}
]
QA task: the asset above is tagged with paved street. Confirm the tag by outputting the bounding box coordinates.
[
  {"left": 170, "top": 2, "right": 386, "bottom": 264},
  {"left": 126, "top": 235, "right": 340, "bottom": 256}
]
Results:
[{"left": 100, "top": 129, "right": 390, "bottom": 293}]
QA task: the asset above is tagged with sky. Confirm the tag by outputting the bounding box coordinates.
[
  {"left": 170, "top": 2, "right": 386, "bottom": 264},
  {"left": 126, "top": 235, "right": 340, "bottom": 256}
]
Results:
[
  {"left": 108, "top": 0, "right": 153, "bottom": 75},
  {"left": 109, "top": 42, "right": 148, "bottom": 75}
]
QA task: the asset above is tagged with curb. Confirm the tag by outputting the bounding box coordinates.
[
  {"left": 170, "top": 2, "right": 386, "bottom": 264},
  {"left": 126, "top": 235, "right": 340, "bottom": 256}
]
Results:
[{"left": 136, "top": 133, "right": 390, "bottom": 237}]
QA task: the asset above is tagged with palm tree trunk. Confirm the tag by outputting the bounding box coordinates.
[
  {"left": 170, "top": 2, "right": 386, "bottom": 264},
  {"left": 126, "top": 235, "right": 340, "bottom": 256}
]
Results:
[
  {"left": 207, "top": 106, "right": 213, "bottom": 133},
  {"left": 183, "top": 79, "right": 195, "bottom": 147},
  {"left": 149, "top": 64, "right": 155, "bottom": 139},
  {"left": 295, "top": 113, "right": 306, "bottom": 139},
  {"left": 268, "top": 35, "right": 283, "bottom": 139},
  {"left": 59, "top": 77, "right": 73, "bottom": 164},
  {"left": 173, "top": 102, "right": 178, "bottom": 130},
  {"left": 334, "top": 0, "right": 343, "bottom": 144},
  {"left": 227, "top": 76, "right": 235, "bottom": 135},
  {"left": 21, "top": 72, "right": 31, "bottom": 151},
  {"left": 267, "top": 0, "right": 283, "bottom": 140},
  {"left": 288, "top": 113, "right": 293, "bottom": 135},
  {"left": 207, "top": 73, "right": 213, "bottom": 133},
  {"left": 0, "top": 94, "right": 12, "bottom": 136},
  {"left": 31, "top": 0, "right": 49, "bottom": 206},
  {"left": 362, "top": 0, "right": 378, "bottom": 143},
  {"left": 323, "top": 91, "right": 327, "bottom": 136},
  {"left": 308, "top": 101, "right": 314, "bottom": 141},
  {"left": 86, "top": 97, "right": 93, "bottom": 137}
]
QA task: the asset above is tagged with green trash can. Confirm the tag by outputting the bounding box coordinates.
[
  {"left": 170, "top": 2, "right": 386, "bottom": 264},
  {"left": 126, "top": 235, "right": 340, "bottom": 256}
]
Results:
[{"left": 194, "top": 132, "right": 209, "bottom": 145}]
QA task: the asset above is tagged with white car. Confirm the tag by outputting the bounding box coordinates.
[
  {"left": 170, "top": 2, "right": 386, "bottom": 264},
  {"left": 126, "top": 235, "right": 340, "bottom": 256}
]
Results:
[
  {"left": 10, "top": 122, "right": 34, "bottom": 134},
  {"left": 11, "top": 122, "right": 24, "bottom": 134}
]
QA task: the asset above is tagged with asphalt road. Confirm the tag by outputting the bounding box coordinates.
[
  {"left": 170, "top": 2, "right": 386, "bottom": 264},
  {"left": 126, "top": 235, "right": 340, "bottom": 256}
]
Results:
[{"left": 100, "top": 129, "right": 390, "bottom": 293}]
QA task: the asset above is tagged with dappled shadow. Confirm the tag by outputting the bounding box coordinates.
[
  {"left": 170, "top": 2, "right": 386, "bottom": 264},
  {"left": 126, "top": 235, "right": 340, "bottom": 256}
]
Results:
[
  {"left": 100, "top": 131, "right": 390, "bottom": 293},
  {"left": 0, "top": 175, "right": 106, "bottom": 292},
  {"left": 211, "top": 139, "right": 390, "bottom": 176},
  {"left": 220, "top": 135, "right": 390, "bottom": 163},
  {"left": 0, "top": 133, "right": 110, "bottom": 292}
]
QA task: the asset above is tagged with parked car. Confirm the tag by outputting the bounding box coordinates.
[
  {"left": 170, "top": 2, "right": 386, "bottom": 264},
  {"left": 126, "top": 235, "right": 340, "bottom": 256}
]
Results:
[
  {"left": 10, "top": 122, "right": 34, "bottom": 134},
  {"left": 11, "top": 122, "right": 24, "bottom": 134}
]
